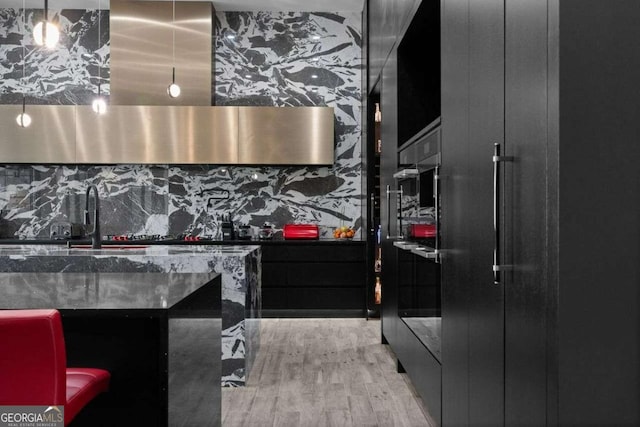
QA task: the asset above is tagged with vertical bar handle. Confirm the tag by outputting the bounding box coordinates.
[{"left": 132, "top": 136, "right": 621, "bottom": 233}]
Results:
[
  {"left": 434, "top": 166, "right": 441, "bottom": 263},
  {"left": 493, "top": 143, "right": 513, "bottom": 285},
  {"left": 398, "top": 185, "right": 404, "bottom": 239},
  {"left": 386, "top": 185, "right": 392, "bottom": 239},
  {"left": 493, "top": 144, "right": 501, "bottom": 285}
]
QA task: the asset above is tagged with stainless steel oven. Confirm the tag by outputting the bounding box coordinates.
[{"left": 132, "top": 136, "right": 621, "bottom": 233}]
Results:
[{"left": 391, "top": 125, "right": 442, "bottom": 362}]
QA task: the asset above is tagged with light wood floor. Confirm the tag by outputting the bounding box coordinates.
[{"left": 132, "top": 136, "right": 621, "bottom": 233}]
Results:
[{"left": 222, "top": 318, "right": 437, "bottom": 427}]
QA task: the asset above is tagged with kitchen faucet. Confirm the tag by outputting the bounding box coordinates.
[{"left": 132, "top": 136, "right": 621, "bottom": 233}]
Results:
[{"left": 84, "top": 184, "right": 101, "bottom": 249}]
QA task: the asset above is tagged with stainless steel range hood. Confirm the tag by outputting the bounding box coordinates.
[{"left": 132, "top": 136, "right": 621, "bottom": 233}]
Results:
[{"left": 0, "top": 105, "right": 335, "bottom": 165}]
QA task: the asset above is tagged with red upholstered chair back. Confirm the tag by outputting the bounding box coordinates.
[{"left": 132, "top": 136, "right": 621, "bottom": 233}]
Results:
[{"left": 0, "top": 309, "right": 67, "bottom": 406}]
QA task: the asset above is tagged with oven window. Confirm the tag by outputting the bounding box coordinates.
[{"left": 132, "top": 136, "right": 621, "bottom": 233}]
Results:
[
  {"left": 398, "top": 249, "right": 441, "bottom": 362},
  {"left": 419, "top": 169, "right": 435, "bottom": 208}
]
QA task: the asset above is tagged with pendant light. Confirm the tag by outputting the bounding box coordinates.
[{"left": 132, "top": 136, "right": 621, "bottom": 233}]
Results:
[
  {"left": 16, "top": 0, "right": 31, "bottom": 128},
  {"left": 33, "top": 0, "right": 60, "bottom": 49},
  {"left": 16, "top": 98, "right": 31, "bottom": 128},
  {"left": 167, "top": 0, "right": 181, "bottom": 98},
  {"left": 91, "top": 0, "right": 107, "bottom": 114}
]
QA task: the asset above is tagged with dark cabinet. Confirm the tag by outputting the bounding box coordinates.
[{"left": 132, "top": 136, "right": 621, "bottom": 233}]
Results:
[
  {"left": 261, "top": 243, "right": 366, "bottom": 317},
  {"left": 367, "top": 0, "right": 420, "bottom": 93},
  {"left": 441, "top": 0, "right": 640, "bottom": 426},
  {"left": 374, "top": 2, "right": 444, "bottom": 424},
  {"left": 441, "top": 0, "right": 507, "bottom": 425}
]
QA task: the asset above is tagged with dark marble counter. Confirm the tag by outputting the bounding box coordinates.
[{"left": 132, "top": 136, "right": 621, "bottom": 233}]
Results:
[
  {"left": 0, "top": 270, "right": 221, "bottom": 427},
  {"left": 0, "top": 237, "right": 366, "bottom": 245},
  {"left": 0, "top": 272, "right": 218, "bottom": 310},
  {"left": 0, "top": 244, "right": 261, "bottom": 387}
]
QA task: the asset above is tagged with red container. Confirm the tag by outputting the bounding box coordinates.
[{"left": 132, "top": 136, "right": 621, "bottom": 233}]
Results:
[
  {"left": 283, "top": 224, "right": 319, "bottom": 240},
  {"left": 410, "top": 224, "right": 436, "bottom": 238}
]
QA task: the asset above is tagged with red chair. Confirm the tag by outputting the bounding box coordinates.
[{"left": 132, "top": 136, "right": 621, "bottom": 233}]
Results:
[{"left": 0, "top": 309, "right": 110, "bottom": 426}]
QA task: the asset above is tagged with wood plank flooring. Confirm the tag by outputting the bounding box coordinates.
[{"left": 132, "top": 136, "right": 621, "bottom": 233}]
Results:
[{"left": 222, "top": 318, "right": 437, "bottom": 427}]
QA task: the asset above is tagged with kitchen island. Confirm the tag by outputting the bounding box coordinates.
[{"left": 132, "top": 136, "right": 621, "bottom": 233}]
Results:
[
  {"left": 0, "top": 270, "right": 221, "bottom": 426},
  {"left": 0, "top": 244, "right": 261, "bottom": 387}
]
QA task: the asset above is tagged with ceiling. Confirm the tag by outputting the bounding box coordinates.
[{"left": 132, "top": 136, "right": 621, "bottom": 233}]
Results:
[{"left": 18, "top": 0, "right": 365, "bottom": 12}]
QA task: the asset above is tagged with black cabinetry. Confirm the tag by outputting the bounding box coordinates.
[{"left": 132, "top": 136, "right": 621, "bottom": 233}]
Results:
[
  {"left": 365, "top": 90, "right": 383, "bottom": 319},
  {"left": 373, "top": 1, "right": 443, "bottom": 424},
  {"left": 440, "top": 0, "right": 640, "bottom": 425},
  {"left": 367, "top": 0, "right": 420, "bottom": 93},
  {"left": 261, "top": 242, "right": 366, "bottom": 317},
  {"left": 441, "top": 1, "right": 508, "bottom": 425}
]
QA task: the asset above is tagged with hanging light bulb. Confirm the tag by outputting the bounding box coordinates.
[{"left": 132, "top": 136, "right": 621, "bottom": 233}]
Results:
[
  {"left": 33, "top": 0, "right": 59, "bottom": 49},
  {"left": 92, "top": 97, "right": 107, "bottom": 114},
  {"left": 16, "top": 97, "right": 31, "bottom": 128},
  {"left": 167, "top": 0, "right": 181, "bottom": 98},
  {"left": 91, "top": 0, "right": 107, "bottom": 114},
  {"left": 33, "top": 21, "right": 59, "bottom": 48},
  {"left": 167, "top": 67, "right": 181, "bottom": 98},
  {"left": 92, "top": 85, "right": 107, "bottom": 114}
]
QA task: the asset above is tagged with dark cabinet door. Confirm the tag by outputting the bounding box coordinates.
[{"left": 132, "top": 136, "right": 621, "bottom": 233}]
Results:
[
  {"left": 503, "top": 1, "right": 549, "bottom": 425},
  {"left": 380, "top": 48, "right": 400, "bottom": 345},
  {"left": 440, "top": 0, "right": 472, "bottom": 424},
  {"left": 442, "top": 0, "right": 507, "bottom": 425},
  {"left": 468, "top": 0, "right": 505, "bottom": 425}
]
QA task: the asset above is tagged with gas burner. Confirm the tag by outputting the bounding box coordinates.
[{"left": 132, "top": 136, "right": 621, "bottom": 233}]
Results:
[
  {"left": 180, "top": 234, "right": 215, "bottom": 241},
  {"left": 104, "top": 234, "right": 173, "bottom": 241},
  {"left": 103, "top": 234, "right": 216, "bottom": 242}
]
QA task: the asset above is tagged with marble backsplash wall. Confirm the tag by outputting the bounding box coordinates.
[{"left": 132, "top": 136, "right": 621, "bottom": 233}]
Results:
[
  {"left": 0, "top": 8, "right": 109, "bottom": 104},
  {"left": 0, "top": 10, "right": 362, "bottom": 239}
]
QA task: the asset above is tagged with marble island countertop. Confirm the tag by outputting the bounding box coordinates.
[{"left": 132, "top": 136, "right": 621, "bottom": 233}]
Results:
[
  {"left": 0, "top": 271, "right": 219, "bottom": 310},
  {"left": 0, "top": 237, "right": 365, "bottom": 245},
  {"left": 0, "top": 243, "right": 261, "bottom": 387},
  {"left": 0, "top": 243, "right": 259, "bottom": 257}
]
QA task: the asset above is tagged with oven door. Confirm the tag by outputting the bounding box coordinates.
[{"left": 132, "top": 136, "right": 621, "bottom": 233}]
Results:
[{"left": 389, "top": 155, "right": 440, "bottom": 261}]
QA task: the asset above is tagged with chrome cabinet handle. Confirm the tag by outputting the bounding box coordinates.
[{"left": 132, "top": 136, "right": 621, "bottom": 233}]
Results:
[
  {"left": 493, "top": 143, "right": 513, "bottom": 285},
  {"left": 386, "top": 185, "right": 392, "bottom": 239},
  {"left": 434, "top": 165, "right": 440, "bottom": 254},
  {"left": 398, "top": 184, "right": 404, "bottom": 238}
]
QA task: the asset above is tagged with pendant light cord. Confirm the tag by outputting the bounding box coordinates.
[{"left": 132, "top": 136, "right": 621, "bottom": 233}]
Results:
[
  {"left": 97, "top": 0, "right": 101, "bottom": 95},
  {"left": 22, "top": 0, "right": 26, "bottom": 106},
  {"left": 172, "top": 0, "right": 176, "bottom": 80},
  {"left": 43, "top": 0, "right": 48, "bottom": 43}
]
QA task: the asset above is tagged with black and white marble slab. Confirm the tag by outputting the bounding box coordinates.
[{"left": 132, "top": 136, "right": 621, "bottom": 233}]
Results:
[
  {"left": 0, "top": 10, "right": 363, "bottom": 242},
  {"left": 0, "top": 8, "right": 110, "bottom": 105},
  {"left": 0, "top": 244, "right": 261, "bottom": 387}
]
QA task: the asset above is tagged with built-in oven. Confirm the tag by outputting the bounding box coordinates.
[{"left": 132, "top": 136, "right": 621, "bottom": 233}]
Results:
[
  {"left": 388, "top": 124, "right": 442, "bottom": 362},
  {"left": 387, "top": 124, "right": 441, "bottom": 262}
]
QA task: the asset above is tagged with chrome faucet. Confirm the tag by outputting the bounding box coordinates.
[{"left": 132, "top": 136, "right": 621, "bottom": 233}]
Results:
[{"left": 84, "top": 184, "right": 101, "bottom": 249}]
